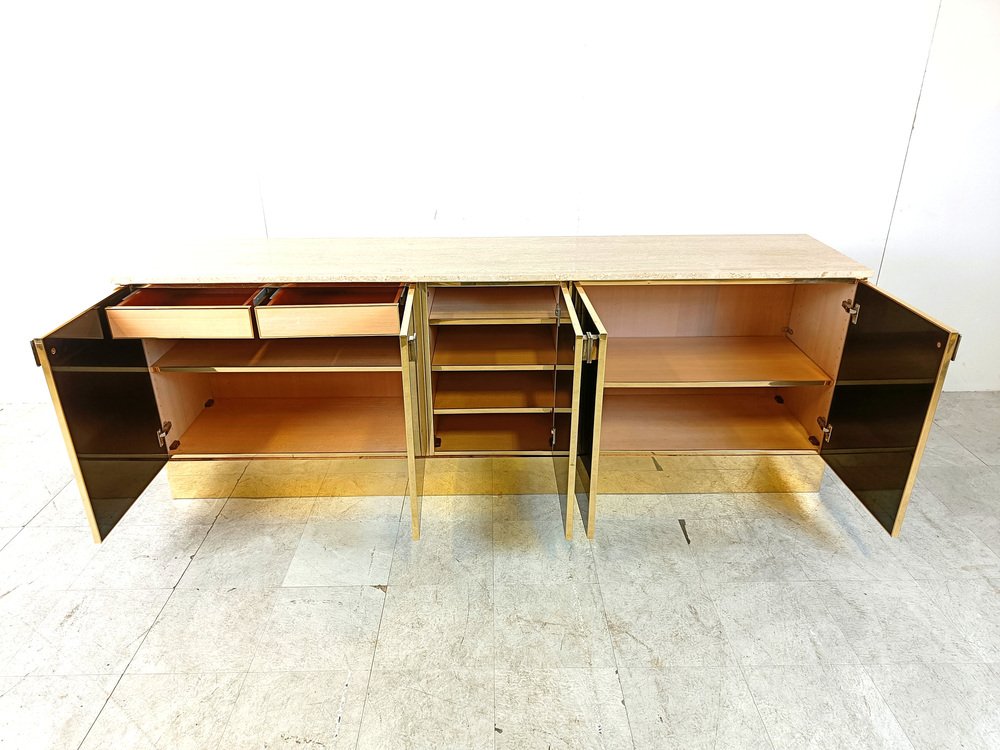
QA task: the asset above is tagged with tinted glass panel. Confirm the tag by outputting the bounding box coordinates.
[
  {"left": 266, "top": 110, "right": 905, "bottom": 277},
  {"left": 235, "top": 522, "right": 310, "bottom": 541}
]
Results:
[{"left": 823, "top": 283, "right": 951, "bottom": 534}]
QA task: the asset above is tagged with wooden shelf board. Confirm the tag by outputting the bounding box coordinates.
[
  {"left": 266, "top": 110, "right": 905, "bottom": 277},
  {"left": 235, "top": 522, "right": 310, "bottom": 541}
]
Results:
[
  {"left": 430, "top": 286, "right": 559, "bottom": 323},
  {"left": 604, "top": 336, "right": 832, "bottom": 387},
  {"left": 435, "top": 413, "right": 570, "bottom": 452},
  {"left": 172, "top": 397, "right": 406, "bottom": 455},
  {"left": 600, "top": 391, "right": 817, "bottom": 452},
  {"left": 433, "top": 371, "right": 571, "bottom": 412},
  {"left": 432, "top": 325, "right": 570, "bottom": 369},
  {"left": 153, "top": 339, "right": 401, "bottom": 372}
]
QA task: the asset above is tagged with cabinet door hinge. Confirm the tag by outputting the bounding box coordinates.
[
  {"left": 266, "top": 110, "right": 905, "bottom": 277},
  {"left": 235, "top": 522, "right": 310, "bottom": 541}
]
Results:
[
  {"left": 407, "top": 333, "right": 417, "bottom": 361},
  {"left": 581, "top": 332, "right": 599, "bottom": 364},
  {"left": 816, "top": 417, "right": 833, "bottom": 443},
  {"left": 156, "top": 421, "right": 173, "bottom": 448},
  {"left": 550, "top": 427, "right": 557, "bottom": 448},
  {"left": 842, "top": 299, "right": 861, "bottom": 325}
]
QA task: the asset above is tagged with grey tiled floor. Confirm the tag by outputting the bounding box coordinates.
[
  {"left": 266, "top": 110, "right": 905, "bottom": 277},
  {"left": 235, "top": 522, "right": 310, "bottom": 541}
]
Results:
[{"left": 1, "top": 394, "right": 999, "bottom": 749}]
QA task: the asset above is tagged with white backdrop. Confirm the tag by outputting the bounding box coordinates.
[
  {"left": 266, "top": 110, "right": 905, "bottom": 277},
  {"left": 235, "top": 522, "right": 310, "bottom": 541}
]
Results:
[{"left": 1, "top": 0, "right": 996, "bottom": 399}]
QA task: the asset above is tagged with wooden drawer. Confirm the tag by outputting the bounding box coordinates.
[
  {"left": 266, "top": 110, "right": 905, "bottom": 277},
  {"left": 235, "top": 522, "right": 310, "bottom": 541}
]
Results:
[
  {"left": 255, "top": 284, "right": 404, "bottom": 338},
  {"left": 107, "top": 286, "right": 261, "bottom": 339}
]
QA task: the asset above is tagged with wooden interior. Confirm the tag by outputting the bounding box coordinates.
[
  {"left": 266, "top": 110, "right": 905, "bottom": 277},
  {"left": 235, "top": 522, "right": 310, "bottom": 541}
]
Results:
[
  {"left": 435, "top": 413, "right": 571, "bottom": 453},
  {"left": 266, "top": 284, "right": 403, "bottom": 306},
  {"left": 432, "top": 324, "right": 568, "bottom": 369},
  {"left": 117, "top": 286, "right": 261, "bottom": 307},
  {"left": 603, "top": 336, "right": 832, "bottom": 386},
  {"left": 152, "top": 338, "right": 402, "bottom": 371},
  {"left": 433, "top": 371, "right": 570, "bottom": 412},
  {"left": 429, "top": 285, "right": 560, "bottom": 322},
  {"left": 172, "top": 397, "right": 406, "bottom": 455},
  {"left": 581, "top": 284, "right": 797, "bottom": 337},
  {"left": 600, "top": 388, "right": 817, "bottom": 452}
]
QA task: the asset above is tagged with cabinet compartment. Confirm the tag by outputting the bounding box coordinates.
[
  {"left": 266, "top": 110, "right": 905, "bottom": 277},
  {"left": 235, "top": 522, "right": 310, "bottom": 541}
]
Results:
[
  {"left": 599, "top": 388, "right": 817, "bottom": 452},
  {"left": 429, "top": 285, "right": 560, "bottom": 324},
  {"left": 434, "top": 413, "right": 571, "bottom": 453},
  {"left": 431, "top": 325, "right": 572, "bottom": 370},
  {"left": 151, "top": 337, "right": 402, "bottom": 372},
  {"left": 156, "top": 371, "right": 408, "bottom": 456},
  {"left": 107, "top": 286, "right": 261, "bottom": 339},
  {"left": 255, "top": 284, "right": 404, "bottom": 338},
  {"left": 432, "top": 371, "right": 572, "bottom": 413}
]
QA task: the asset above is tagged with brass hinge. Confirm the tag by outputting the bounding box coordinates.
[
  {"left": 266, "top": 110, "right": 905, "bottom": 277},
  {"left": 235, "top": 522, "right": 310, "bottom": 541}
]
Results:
[
  {"left": 550, "top": 427, "right": 557, "bottom": 448},
  {"left": 407, "top": 333, "right": 417, "bottom": 361},
  {"left": 581, "top": 332, "right": 599, "bottom": 364},
  {"left": 156, "top": 421, "right": 173, "bottom": 448},
  {"left": 816, "top": 417, "right": 833, "bottom": 443},
  {"left": 842, "top": 299, "right": 861, "bottom": 325},
  {"left": 951, "top": 334, "right": 961, "bottom": 362}
]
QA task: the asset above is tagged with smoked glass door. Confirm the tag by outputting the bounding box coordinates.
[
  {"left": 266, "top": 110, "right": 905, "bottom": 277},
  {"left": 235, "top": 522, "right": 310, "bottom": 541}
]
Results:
[
  {"left": 822, "top": 282, "right": 959, "bottom": 536},
  {"left": 34, "top": 289, "right": 168, "bottom": 542}
]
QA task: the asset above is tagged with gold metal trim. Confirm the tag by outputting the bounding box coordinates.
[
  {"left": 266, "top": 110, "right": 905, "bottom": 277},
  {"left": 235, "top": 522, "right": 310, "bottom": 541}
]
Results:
[
  {"left": 888, "top": 330, "right": 960, "bottom": 537},
  {"left": 399, "top": 284, "right": 422, "bottom": 539},
  {"left": 431, "top": 365, "right": 574, "bottom": 372},
  {"left": 573, "top": 283, "right": 608, "bottom": 539},
  {"left": 415, "top": 283, "right": 435, "bottom": 457},
  {"left": 579, "top": 277, "right": 864, "bottom": 286},
  {"left": 605, "top": 379, "right": 830, "bottom": 388},
  {"left": 433, "top": 407, "right": 572, "bottom": 415},
  {"left": 559, "top": 284, "right": 585, "bottom": 539},
  {"left": 153, "top": 365, "right": 402, "bottom": 374},
  {"left": 33, "top": 339, "right": 104, "bottom": 544}
]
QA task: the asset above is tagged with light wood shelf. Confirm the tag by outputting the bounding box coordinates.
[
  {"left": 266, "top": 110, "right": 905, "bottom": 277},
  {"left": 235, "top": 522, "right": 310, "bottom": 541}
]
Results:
[
  {"left": 604, "top": 336, "right": 832, "bottom": 387},
  {"left": 171, "top": 397, "right": 406, "bottom": 456},
  {"left": 152, "top": 339, "right": 402, "bottom": 372},
  {"left": 435, "top": 413, "right": 570, "bottom": 453},
  {"left": 433, "top": 371, "right": 571, "bottom": 413},
  {"left": 429, "top": 286, "right": 560, "bottom": 324},
  {"left": 600, "top": 390, "right": 816, "bottom": 452},
  {"left": 431, "top": 325, "right": 572, "bottom": 370}
]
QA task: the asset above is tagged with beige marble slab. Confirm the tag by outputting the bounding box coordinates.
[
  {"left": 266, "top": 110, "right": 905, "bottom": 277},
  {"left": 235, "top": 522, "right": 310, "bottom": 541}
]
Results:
[{"left": 113, "top": 234, "right": 873, "bottom": 284}]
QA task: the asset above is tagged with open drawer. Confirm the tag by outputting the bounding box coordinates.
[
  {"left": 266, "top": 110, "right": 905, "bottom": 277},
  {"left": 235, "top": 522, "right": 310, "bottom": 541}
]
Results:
[
  {"left": 107, "top": 286, "right": 263, "bottom": 339},
  {"left": 255, "top": 284, "right": 405, "bottom": 338}
]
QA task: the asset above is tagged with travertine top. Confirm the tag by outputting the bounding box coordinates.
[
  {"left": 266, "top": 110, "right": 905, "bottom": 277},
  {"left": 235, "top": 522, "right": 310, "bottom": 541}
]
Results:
[{"left": 114, "top": 234, "right": 872, "bottom": 284}]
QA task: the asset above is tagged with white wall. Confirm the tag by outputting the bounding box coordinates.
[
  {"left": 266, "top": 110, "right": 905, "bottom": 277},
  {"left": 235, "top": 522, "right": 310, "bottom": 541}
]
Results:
[{"left": 1, "top": 0, "right": 994, "bottom": 401}]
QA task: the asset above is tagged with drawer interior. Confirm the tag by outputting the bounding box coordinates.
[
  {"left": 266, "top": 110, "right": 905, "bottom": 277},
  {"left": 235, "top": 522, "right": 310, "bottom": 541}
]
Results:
[
  {"left": 117, "top": 286, "right": 261, "bottom": 307},
  {"left": 265, "top": 284, "right": 403, "bottom": 307}
]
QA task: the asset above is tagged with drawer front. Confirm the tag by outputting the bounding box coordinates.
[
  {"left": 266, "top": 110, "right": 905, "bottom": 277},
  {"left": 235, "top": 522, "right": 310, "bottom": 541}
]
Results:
[
  {"left": 107, "top": 307, "right": 256, "bottom": 339},
  {"left": 256, "top": 304, "right": 401, "bottom": 338}
]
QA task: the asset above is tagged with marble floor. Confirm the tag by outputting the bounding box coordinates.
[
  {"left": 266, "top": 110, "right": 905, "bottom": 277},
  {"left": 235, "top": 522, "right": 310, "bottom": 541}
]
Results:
[{"left": 0, "top": 392, "right": 999, "bottom": 749}]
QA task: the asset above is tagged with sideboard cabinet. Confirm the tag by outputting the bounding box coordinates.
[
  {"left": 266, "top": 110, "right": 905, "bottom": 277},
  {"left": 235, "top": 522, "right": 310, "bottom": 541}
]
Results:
[{"left": 32, "top": 236, "right": 958, "bottom": 543}]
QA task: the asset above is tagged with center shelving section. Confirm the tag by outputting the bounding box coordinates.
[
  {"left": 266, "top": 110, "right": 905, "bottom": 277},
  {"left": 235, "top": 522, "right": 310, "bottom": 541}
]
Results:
[{"left": 427, "top": 285, "right": 573, "bottom": 454}]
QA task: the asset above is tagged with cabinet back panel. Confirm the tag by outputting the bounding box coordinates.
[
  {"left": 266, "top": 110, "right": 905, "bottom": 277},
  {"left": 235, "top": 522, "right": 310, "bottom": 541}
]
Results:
[{"left": 581, "top": 284, "right": 795, "bottom": 337}]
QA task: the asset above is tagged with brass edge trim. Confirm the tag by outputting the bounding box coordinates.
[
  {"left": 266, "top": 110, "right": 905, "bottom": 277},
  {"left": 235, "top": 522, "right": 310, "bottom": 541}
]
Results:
[
  {"left": 416, "top": 283, "right": 434, "bottom": 456},
  {"left": 154, "top": 366, "right": 403, "bottom": 374},
  {"left": 431, "top": 365, "right": 574, "bottom": 372},
  {"left": 889, "top": 330, "right": 960, "bottom": 537},
  {"left": 561, "top": 283, "right": 585, "bottom": 539},
  {"left": 34, "top": 339, "right": 104, "bottom": 544},
  {"left": 599, "top": 448, "right": 820, "bottom": 456},
  {"left": 168, "top": 451, "right": 409, "bottom": 460},
  {"left": 604, "top": 379, "right": 831, "bottom": 389},
  {"left": 51, "top": 366, "right": 151, "bottom": 374},
  {"left": 398, "top": 283, "right": 421, "bottom": 538},
  {"left": 433, "top": 407, "right": 570, "bottom": 415},
  {"left": 578, "top": 277, "right": 864, "bottom": 286},
  {"left": 573, "top": 283, "right": 608, "bottom": 536},
  {"left": 429, "top": 317, "right": 562, "bottom": 326},
  {"left": 431, "top": 450, "right": 572, "bottom": 457}
]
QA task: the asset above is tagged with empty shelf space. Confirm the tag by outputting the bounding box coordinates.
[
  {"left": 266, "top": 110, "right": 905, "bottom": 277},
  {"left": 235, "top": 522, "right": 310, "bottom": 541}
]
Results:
[
  {"left": 432, "top": 325, "right": 571, "bottom": 370},
  {"left": 600, "top": 390, "right": 816, "bottom": 452},
  {"left": 171, "top": 397, "right": 407, "bottom": 456},
  {"left": 115, "top": 286, "right": 262, "bottom": 307},
  {"left": 434, "top": 413, "right": 570, "bottom": 453},
  {"left": 433, "top": 371, "right": 571, "bottom": 413},
  {"left": 152, "top": 339, "right": 402, "bottom": 372},
  {"left": 604, "top": 336, "right": 832, "bottom": 387},
  {"left": 430, "top": 286, "right": 560, "bottom": 323}
]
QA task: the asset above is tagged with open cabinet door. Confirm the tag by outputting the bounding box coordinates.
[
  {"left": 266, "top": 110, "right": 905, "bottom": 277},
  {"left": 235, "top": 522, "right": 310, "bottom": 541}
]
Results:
[
  {"left": 570, "top": 283, "right": 608, "bottom": 539},
  {"left": 821, "top": 282, "right": 959, "bottom": 536},
  {"left": 399, "top": 284, "right": 423, "bottom": 539},
  {"left": 33, "top": 289, "right": 168, "bottom": 542}
]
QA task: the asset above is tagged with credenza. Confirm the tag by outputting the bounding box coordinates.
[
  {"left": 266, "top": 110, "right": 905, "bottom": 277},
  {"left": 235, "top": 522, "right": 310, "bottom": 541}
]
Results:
[{"left": 32, "top": 235, "right": 959, "bottom": 543}]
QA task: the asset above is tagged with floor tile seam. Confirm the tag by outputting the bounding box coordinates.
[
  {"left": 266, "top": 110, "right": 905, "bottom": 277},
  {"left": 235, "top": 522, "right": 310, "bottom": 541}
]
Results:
[
  {"left": 4, "top": 476, "right": 73, "bottom": 542},
  {"left": 931, "top": 421, "right": 993, "bottom": 468},
  {"left": 355, "top": 492, "right": 403, "bottom": 750},
  {"left": 857, "top": 661, "right": 919, "bottom": 750},
  {"left": 587, "top": 513, "right": 644, "bottom": 750},
  {"left": 73, "top": 576, "right": 182, "bottom": 750}
]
